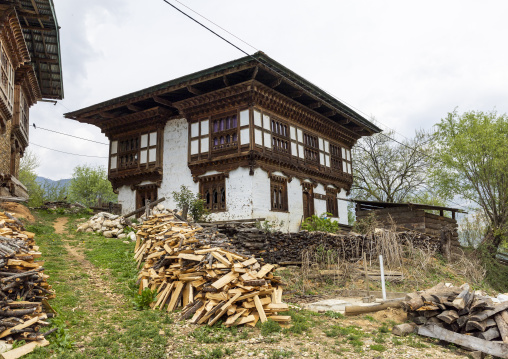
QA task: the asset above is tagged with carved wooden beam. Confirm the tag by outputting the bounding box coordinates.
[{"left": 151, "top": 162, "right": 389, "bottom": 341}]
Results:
[
  {"left": 127, "top": 104, "right": 143, "bottom": 112},
  {"left": 99, "top": 111, "right": 116, "bottom": 119},
  {"left": 289, "top": 90, "right": 303, "bottom": 99},
  {"left": 223, "top": 75, "right": 230, "bottom": 87},
  {"left": 308, "top": 101, "right": 322, "bottom": 109},
  {"left": 251, "top": 66, "right": 259, "bottom": 80},
  {"left": 269, "top": 77, "right": 282, "bottom": 88},
  {"left": 337, "top": 118, "right": 350, "bottom": 125},
  {"left": 153, "top": 96, "right": 173, "bottom": 107},
  {"left": 323, "top": 110, "right": 336, "bottom": 117},
  {"left": 187, "top": 85, "right": 202, "bottom": 95}
]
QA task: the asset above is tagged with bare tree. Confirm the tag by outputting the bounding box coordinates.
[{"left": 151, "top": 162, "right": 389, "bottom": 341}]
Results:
[{"left": 352, "top": 130, "right": 434, "bottom": 203}]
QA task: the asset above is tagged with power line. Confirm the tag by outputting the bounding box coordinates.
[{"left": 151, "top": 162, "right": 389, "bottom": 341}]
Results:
[
  {"left": 164, "top": 0, "right": 411, "bottom": 144},
  {"left": 32, "top": 124, "right": 109, "bottom": 145},
  {"left": 162, "top": 0, "right": 467, "bottom": 210},
  {"left": 172, "top": 0, "right": 258, "bottom": 52},
  {"left": 30, "top": 143, "right": 108, "bottom": 158}
]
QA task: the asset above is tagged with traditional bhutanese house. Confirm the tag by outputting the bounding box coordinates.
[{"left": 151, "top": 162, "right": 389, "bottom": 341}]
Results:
[
  {"left": 65, "top": 52, "right": 380, "bottom": 231},
  {"left": 0, "top": 0, "right": 63, "bottom": 198},
  {"left": 354, "top": 200, "right": 466, "bottom": 241}
]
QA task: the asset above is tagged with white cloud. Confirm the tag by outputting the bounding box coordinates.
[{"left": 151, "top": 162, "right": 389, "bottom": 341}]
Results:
[{"left": 28, "top": 0, "right": 508, "bottom": 179}]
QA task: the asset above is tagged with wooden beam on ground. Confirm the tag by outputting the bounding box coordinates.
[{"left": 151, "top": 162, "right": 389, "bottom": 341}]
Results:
[
  {"left": 253, "top": 295, "right": 267, "bottom": 323},
  {"left": 0, "top": 339, "right": 50, "bottom": 359},
  {"left": 417, "top": 324, "right": 508, "bottom": 358}
]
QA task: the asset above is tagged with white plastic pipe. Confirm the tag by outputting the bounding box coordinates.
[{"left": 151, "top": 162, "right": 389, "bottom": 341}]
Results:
[{"left": 379, "top": 254, "right": 387, "bottom": 301}]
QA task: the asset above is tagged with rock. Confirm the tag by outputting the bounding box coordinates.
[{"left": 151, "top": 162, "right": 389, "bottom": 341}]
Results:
[
  {"left": 157, "top": 204, "right": 165, "bottom": 211},
  {"left": 85, "top": 228, "right": 93, "bottom": 233},
  {"left": 128, "top": 232, "right": 136, "bottom": 241},
  {"left": 118, "top": 234, "right": 127, "bottom": 239},
  {"left": 103, "top": 220, "right": 113, "bottom": 228},
  {"left": 103, "top": 231, "right": 113, "bottom": 238}
]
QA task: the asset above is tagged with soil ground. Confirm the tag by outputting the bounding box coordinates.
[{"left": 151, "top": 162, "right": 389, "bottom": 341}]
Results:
[
  {"left": 1, "top": 201, "right": 34, "bottom": 222},
  {"left": 21, "top": 213, "right": 474, "bottom": 358}
]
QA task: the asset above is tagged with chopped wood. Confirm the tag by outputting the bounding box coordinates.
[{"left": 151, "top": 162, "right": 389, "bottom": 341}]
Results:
[
  {"left": 0, "top": 338, "right": 50, "bottom": 359},
  {"left": 133, "top": 212, "right": 290, "bottom": 327},
  {"left": 403, "top": 282, "right": 508, "bottom": 356}
]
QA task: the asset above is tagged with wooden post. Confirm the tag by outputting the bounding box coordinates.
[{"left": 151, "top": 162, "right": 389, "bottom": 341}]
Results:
[
  {"left": 363, "top": 252, "right": 370, "bottom": 299},
  {"left": 145, "top": 199, "right": 151, "bottom": 218}
]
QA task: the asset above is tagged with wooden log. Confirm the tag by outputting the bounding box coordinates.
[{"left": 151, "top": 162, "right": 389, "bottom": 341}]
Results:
[
  {"left": 436, "top": 310, "right": 459, "bottom": 324},
  {"left": 417, "top": 324, "right": 508, "bottom": 358},
  {"left": 122, "top": 197, "right": 166, "bottom": 218},
  {"left": 392, "top": 323, "right": 417, "bottom": 336},
  {"left": 476, "top": 327, "right": 500, "bottom": 341},
  {"left": 452, "top": 284, "right": 472, "bottom": 310},
  {"left": 495, "top": 311, "right": 508, "bottom": 344},
  {"left": 345, "top": 301, "right": 402, "bottom": 316},
  {"left": 465, "top": 318, "right": 496, "bottom": 332},
  {"left": 469, "top": 302, "right": 508, "bottom": 322}
]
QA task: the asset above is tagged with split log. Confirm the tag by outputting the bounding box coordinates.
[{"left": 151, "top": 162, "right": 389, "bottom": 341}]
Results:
[
  {"left": 495, "top": 311, "right": 508, "bottom": 344},
  {"left": 392, "top": 323, "right": 417, "bottom": 336}
]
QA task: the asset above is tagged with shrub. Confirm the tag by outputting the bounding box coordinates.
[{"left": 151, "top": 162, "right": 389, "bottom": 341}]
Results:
[
  {"left": 301, "top": 213, "right": 339, "bottom": 233},
  {"left": 172, "top": 185, "right": 207, "bottom": 221}
]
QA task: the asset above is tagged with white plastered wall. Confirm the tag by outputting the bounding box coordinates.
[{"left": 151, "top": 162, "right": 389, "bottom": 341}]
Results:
[
  {"left": 159, "top": 118, "right": 198, "bottom": 209},
  {"left": 337, "top": 188, "right": 349, "bottom": 225},
  {"left": 117, "top": 185, "right": 136, "bottom": 214}
]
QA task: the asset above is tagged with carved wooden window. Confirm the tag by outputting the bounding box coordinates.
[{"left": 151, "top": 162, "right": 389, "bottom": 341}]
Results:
[
  {"left": 302, "top": 182, "right": 315, "bottom": 219},
  {"left": 211, "top": 115, "right": 238, "bottom": 152},
  {"left": 342, "top": 147, "right": 352, "bottom": 175},
  {"left": 330, "top": 144, "right": 342, "bottom": 171},
  {"left": 0, "top": 41, "right": 14, "bottom": 115},
  {"left": 303, "top": 133, "right": 319, "bottom": 163},
  {"left": 271, "top": 119, "right": 290, "bottom": 154},
  {"left": 270, "top": 176, "right": 288, "bottom": 212},
  {"left": 20, "top": 91, "right": 28, "bottom": 135},
  {"left": 111, "top": 130, "right": 158, "bottom": 171},
  {"left": 200, "top": 174, "right": 226, "bottom": 212},
  {"left": 326, "top": 188, "right": 338, "bottom": 217},
  {"left": 190, "top": 119, "right": 209, "bottom": 157}
]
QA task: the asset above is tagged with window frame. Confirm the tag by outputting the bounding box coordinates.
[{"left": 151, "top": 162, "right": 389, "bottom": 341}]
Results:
[
  {"left": 270, "top": 175, "right": 288, "bottom": 212},
  {"left": 326, "top": 188, "right": 339, "bottom": 217},
  {"left": 199, "top": 174, "right": 227, "bottom": 212}
]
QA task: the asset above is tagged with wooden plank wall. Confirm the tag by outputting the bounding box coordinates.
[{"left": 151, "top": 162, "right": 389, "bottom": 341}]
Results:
[{"left": 356, "top": 207, "right": 459, "bottom": 242}]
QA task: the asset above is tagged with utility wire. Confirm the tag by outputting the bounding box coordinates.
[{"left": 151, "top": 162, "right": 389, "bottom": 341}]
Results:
[
  {"left": 172, "top": 0, "right": 258, "bottom": 52},
  {"left": 165, "top": 0, "right": 411, "bottom": 144},
  {"left": 32, "top": 124, "right": 109, "bottom": 145},
  {"left": 30, "top": 143, "right": 108, "bottom": 158},
  {"left": 161, "top": 0, "right": 468, "bottom": 208}
]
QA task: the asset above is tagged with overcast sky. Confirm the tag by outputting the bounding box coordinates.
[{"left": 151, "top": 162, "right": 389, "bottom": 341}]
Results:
[{"left": 29, "top": 0, "right": 508, "bottom": 180}]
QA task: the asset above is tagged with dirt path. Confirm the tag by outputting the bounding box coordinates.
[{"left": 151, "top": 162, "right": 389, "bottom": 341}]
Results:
[{"left": 53, "top": 217, "right": 124, "bottom": 308}]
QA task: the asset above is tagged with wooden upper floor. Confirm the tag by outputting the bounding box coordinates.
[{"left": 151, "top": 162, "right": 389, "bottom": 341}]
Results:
[{"left": 65, "top": 52, "right": 381, "bottom": 190}]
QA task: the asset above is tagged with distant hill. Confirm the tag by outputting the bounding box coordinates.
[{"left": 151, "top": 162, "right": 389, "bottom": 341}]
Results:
[{"left": 36, "top": 177, "right": 71, "bottom": 188}]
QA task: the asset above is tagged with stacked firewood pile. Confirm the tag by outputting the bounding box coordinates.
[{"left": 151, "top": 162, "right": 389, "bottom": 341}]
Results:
[
  {"left": 403, "top": 283, "right": 508, "bottom": 357},
  {"left": 0, "top": 211, "right": 56, "bottom": 353},
  {"left": 202, "top": 223, "right": 441, "bottom": 264},
  {"left": 134, "top": 214, "right": 291, "bottom": 327}
]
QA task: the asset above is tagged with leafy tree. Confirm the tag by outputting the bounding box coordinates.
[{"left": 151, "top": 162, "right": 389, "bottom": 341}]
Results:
[
  {"left": 18, "top": 150, "right": 44, "bottom": 207},
  {"left": 67, "top": 165, "right": 116, "bottom": 207},
  {"left": 432, "top": 109, "right": 508, "bottom": 256},
  {"left": 352, "top": 130, "right": 437, "bottom": 203}
]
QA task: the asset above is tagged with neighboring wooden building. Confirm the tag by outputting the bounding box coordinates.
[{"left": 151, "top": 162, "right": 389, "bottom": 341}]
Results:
[
  {"left": 0, "top": 0, "right": 63, "bottom": 198},
  {"left": 65, "top": 53, "right": 380, "bottom": 231},
  {"left": 354, "top": 200, "right": 466, "bottom": 240}
]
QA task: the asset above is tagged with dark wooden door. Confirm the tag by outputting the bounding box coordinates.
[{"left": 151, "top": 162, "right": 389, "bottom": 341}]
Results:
[
  {"left": 136, "top": 186, "right": 158, "bottom": 217},
  {"left": 302, "top": 188, "right": 314, "bottom": 219}
]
